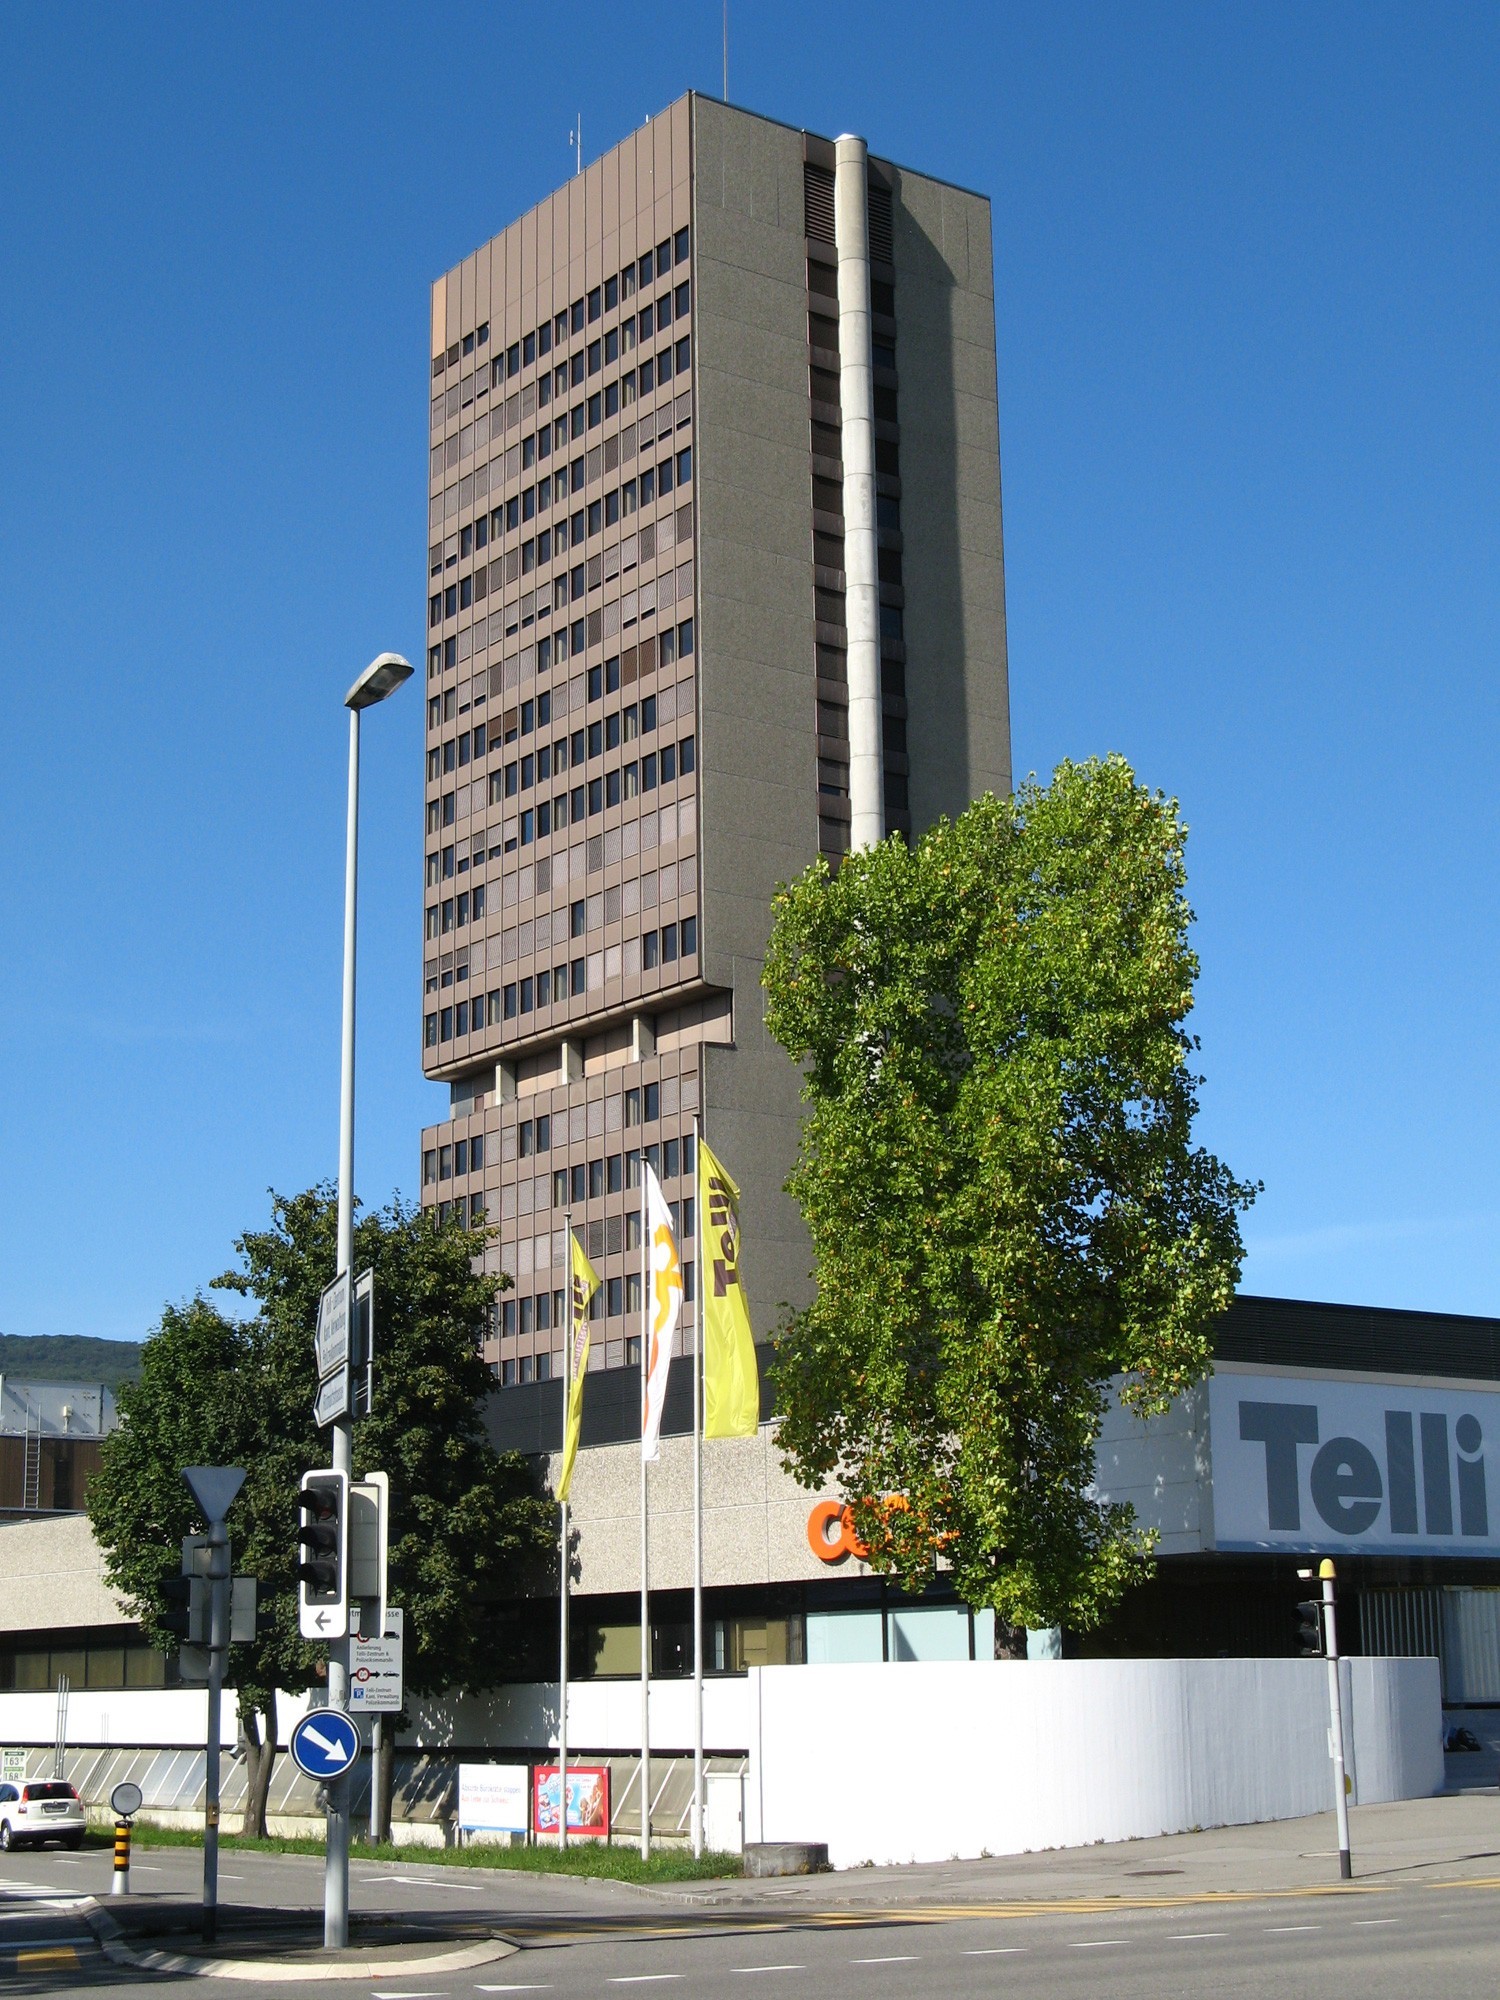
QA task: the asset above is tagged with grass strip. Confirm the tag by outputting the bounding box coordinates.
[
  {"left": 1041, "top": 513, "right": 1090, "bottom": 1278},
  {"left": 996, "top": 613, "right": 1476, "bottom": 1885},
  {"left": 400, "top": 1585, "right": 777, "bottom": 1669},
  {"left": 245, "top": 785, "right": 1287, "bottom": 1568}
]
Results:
[{"left": 121, "top": 1823, "right": 741, "bottom": 1882}]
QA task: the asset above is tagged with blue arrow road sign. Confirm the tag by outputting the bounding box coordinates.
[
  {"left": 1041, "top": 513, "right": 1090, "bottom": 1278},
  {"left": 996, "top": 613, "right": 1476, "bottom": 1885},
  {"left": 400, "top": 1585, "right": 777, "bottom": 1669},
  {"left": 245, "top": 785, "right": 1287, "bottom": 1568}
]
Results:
[{"left": 290, "top": 1708, "right": 360, "bottom": 1780}]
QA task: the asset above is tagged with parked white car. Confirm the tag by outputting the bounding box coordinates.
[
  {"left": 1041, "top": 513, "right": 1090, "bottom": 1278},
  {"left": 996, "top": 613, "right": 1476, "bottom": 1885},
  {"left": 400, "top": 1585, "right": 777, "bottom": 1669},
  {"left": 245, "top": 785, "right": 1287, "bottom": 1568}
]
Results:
[{"left": 0, "top": 1781, "right": 85, "bottom": 1850}]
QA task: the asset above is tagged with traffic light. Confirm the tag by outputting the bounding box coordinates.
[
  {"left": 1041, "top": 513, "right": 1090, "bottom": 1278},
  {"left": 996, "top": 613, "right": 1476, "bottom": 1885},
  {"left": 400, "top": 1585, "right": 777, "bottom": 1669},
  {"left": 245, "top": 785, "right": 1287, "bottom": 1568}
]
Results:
[
  {"left": 297, "top": 1469, "right": 348, "bottom": 1640},
  {"left": 159, "top": 1573, "right": 208, "bottom": 1644},
  {"left": 1295, "top": 1597, "right": 1324, "bottom": 1656}
]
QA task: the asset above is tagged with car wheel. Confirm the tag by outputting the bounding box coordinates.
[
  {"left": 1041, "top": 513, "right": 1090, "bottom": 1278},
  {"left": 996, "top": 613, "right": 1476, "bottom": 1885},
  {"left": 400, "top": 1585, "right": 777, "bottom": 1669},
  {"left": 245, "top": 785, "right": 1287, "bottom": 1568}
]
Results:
[
  {"left": 64, "top": 1833, "right": 84, "bottom": 1850},
  {"left": 0, "top": 1822, "right": 12, "bottom": 1850}
]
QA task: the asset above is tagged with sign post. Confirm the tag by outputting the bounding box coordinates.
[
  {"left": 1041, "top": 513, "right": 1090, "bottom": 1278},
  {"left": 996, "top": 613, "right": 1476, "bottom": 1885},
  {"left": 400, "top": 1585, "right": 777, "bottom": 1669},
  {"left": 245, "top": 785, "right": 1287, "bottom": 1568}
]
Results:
[
  {"left": 1321, "top": 1559, "right": 1353, "bottom": 1879},
  {"left": 181, "top": 1466, "right": 245, "bottom": 1946}
]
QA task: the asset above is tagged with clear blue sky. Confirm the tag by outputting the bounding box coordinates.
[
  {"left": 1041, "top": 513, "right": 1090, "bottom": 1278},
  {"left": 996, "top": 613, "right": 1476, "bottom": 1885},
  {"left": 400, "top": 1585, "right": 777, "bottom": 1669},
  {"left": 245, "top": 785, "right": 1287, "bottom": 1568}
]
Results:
[{"left": 2, "top": 4, "right": 1497, "bottom": 1341}]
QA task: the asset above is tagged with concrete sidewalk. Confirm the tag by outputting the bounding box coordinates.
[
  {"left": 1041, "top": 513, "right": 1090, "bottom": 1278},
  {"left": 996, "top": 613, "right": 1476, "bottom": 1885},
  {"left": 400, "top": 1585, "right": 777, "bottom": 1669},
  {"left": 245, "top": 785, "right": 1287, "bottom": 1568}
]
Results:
[{"left": 679, "top": 1795, "right": 1500, "bottom": 1909}]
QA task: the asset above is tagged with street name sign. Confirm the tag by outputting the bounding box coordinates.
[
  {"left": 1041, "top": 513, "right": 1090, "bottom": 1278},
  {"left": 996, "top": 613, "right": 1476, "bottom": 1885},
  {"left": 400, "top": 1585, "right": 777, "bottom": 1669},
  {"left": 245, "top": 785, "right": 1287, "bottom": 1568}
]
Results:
[{"left": 314, "top": 1367, "right": 350, "bottom": 1428}]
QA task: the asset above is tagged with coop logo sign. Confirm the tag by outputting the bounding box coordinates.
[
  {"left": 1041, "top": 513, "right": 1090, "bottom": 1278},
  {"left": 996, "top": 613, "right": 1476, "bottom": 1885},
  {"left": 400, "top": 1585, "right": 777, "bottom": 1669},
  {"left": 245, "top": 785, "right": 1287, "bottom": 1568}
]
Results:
[{"left": 1209, "top": 1373, "right": 1500, "bottom": 1555}]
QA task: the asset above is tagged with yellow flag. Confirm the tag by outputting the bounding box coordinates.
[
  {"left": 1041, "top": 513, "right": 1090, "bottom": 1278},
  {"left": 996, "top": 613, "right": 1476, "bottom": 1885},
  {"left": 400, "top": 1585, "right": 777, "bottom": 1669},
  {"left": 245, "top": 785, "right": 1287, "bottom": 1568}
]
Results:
[
  {"left": 558, "top": 1231, "right": 601, "bottom": 1502},
  {"left": 698, "top": 1138, "right": 760, "bottom": 1438}
]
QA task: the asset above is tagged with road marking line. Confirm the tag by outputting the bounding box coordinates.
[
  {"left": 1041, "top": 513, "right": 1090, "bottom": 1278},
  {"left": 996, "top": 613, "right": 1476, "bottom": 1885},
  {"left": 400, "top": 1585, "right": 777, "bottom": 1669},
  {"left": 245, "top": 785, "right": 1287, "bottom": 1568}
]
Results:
[
  {"left": 1352, "top": 1919, "right": 1399, "bottom": 1926},
  {"left": 849, "top": 1956, "right": 920, "bottom": 1964},
  {"left": 963, "top": 1947, "right": 1028, "bottom": 1955},
  {"left": 732, "top": 1969, "right": 807, "bottom": 1976},
  {"left": 16, "top": 1947, "right": 79, "bottom": 1969},
  {"left": 371, "top": 1991, "right": 443, "bottom": 1998},
  {"left": 1169, "top": 1933, "right": 1227, "bottom": 1940},
  {"left": 608, "top": 1979, "right": 684, "bottom": 1986},
  {"left": 1268, "top": 1925, "right": 1320, "bottom": 1932},
  {"left": 1070, "top": 1939, "right": 1128, "bottom": 1948},
  {"left": 475, "top": 1987, "right": 552, "bottom": 1993}
]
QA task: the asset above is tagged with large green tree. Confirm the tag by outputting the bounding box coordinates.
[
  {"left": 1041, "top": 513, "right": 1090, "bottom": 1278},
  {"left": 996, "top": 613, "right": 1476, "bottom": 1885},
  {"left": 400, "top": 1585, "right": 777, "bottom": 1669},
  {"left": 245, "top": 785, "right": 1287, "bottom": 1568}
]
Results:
[
  {"left": 88, "top": 1189, "right": 554, "bottom": 1834},
  {"left": 761, "top": 756, "right": 1257, "bottom": 1635}
]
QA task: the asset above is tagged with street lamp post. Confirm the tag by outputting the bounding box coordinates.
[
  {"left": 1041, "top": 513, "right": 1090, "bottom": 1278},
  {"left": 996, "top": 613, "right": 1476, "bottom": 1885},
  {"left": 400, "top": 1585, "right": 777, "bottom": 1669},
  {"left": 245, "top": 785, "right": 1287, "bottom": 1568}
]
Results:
[{"left": 325, "top": 651, "right": 411, "bottom": 1951}]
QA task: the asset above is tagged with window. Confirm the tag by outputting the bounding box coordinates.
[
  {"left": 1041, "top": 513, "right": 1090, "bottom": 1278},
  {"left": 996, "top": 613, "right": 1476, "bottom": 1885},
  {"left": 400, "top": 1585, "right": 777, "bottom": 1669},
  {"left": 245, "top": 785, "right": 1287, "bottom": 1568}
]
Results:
[
  {"left": 571, "top": 1161, "right": 586, "bottom": 1203},
  {"left": 640, "top": 358, "right": 654, "bottom": 397},
  {"left": 624, "top": 1086, "right": 641, "bottom": 1127},
  {"left": 607, "top": 1276, "right": 624, "bottom": 1317},
  {"left": 503, "top": 983, "right": 518, "bottom": 1018},
  {"left": 675, "top": 226, "right": 689, "bottom": 262},
  {"left": 589, "top": 1159, "right": 605, "bottom": 1198},
  {"left": 679, "top": 617, "right": 694, "bottom": 655},
  {"left": 588, "top": 339, "right": 601, "bottom": 375},
  {"left": 588, "top": 285, "right": 601, "bottom": 322},
  {"left": 682, "top": 914, "right": 697, "bottom": 956},
  {"left": 643, "top": 929, "right": 659, "bottom": 970},
  {"left": 680, "top": 734, "right": 695, "bottom": 773},
  {"left": 643, "top": 1081, "right": 659, "bottom": 1121},
  {"left": 661, "top": 745, "right": 676, "bottom": 784},
  {"left": 676, "top": 445, "right": 692, "bottom": 484},
  {"left": 423, "top": 1014, "right": 437, "bottom": 1048},
  {"left": 662, "top": 923, "right": 678, "bottom": 963},
  {"left": 553, "top": 1169, "right": 568, "bottom": 1207},
  {"left": 659, "top": 455, "right": 674, "bottom": 495},
  {"left": 455, "top": 1138, "right": 469, "bottom": 1175}
]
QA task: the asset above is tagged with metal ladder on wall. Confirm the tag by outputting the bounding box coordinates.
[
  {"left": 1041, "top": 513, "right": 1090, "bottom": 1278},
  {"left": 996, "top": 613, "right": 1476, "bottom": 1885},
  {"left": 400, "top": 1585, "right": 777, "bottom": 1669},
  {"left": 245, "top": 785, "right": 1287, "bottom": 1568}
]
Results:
[{"left": 21, "top": 1402, "right": 42, "bottom": 1512}]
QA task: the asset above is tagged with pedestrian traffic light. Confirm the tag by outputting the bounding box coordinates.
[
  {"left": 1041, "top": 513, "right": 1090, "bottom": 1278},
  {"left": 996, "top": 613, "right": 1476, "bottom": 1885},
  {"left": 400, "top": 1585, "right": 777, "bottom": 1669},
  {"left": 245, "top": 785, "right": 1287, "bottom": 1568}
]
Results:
[
  {"left": 297, "top": 1469, "right": 348, "bottom": 1640},
  {"left": 1295, "top": 1597, "right": 1324, "bottom": 1656}
]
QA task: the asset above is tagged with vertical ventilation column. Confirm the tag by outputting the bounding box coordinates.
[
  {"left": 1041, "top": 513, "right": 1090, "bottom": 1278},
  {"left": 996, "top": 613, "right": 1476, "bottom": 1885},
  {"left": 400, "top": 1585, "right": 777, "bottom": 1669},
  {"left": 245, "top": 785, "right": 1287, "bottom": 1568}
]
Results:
[{"left": 834, "top": 135, "right": 883, "bottom": 851}]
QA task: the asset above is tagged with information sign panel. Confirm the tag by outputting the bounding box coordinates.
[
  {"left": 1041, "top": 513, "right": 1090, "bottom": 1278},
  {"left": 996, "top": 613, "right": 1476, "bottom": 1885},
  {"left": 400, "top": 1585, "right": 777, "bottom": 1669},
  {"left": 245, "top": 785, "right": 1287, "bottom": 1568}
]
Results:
[{"left": 349, "top": 1606, "right": 403, "bottom": 1713}]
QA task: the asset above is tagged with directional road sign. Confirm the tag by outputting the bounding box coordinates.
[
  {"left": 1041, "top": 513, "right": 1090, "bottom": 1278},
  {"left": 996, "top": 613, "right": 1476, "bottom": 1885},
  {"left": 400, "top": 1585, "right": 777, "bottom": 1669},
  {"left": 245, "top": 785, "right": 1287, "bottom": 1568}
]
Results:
[
  {"left": 289, "top": 1708, "right": 360, "bottom": 1781},
  {"left": 315, "top": 1272, "right": 352, "bottom": 1380}
]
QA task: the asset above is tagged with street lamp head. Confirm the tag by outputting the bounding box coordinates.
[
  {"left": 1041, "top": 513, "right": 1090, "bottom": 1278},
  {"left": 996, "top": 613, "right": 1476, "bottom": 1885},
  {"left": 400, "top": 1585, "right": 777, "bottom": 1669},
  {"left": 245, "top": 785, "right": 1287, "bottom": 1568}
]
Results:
[{"left": 345, "top": 652, "right": 413, "bottom": 711}]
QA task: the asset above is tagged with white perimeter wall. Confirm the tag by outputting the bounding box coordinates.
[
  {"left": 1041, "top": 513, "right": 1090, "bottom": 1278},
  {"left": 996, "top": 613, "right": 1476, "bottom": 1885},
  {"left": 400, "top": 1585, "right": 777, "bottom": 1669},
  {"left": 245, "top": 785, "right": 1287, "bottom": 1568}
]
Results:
[{"left": 743, "top": 1656, "right": 1443, "bottom": 1869}]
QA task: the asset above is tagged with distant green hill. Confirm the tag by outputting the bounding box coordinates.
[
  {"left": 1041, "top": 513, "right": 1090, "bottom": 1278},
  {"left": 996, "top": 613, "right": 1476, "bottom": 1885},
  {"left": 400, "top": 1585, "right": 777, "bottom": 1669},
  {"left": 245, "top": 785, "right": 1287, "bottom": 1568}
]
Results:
[{"left": 0, "top": 1334, "right": 143, "bottom": 1389}]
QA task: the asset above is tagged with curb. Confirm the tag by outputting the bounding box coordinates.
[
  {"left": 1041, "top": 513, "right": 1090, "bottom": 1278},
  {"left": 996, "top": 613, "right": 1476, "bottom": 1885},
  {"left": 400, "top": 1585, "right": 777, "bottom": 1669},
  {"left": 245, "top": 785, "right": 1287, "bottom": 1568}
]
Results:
[{"left": 81, "top": 1900, "right": 518, "bottom": 1983}]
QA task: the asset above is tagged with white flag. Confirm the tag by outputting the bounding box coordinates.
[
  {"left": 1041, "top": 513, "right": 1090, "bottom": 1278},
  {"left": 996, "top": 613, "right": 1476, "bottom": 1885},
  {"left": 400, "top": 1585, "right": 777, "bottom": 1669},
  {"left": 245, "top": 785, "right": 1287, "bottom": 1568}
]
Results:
[{"left": 641, "top": 1165, "right": 682, "bottom": 1461}]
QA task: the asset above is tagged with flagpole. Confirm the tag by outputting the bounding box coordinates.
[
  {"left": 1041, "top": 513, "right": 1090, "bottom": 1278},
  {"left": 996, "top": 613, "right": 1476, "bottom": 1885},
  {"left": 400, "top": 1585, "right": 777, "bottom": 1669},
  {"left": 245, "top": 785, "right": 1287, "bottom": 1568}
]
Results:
[
  {"left": 692, "top": 1120, "right": 705, "bottom": 1856},
  {"left": 559, "top": 1211, "right": 572, "bottom": 1853},
  {"left": 639, "top": 1167, "right": 651, "bottom": 1862}
]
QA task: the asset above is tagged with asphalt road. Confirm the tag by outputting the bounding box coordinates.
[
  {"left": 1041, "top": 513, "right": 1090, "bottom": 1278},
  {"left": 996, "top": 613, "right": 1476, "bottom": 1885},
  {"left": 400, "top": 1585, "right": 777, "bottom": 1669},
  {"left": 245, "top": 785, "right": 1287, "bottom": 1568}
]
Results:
[{"left": 1, "top": 1842, "right": 1499, "bottom": 1999}]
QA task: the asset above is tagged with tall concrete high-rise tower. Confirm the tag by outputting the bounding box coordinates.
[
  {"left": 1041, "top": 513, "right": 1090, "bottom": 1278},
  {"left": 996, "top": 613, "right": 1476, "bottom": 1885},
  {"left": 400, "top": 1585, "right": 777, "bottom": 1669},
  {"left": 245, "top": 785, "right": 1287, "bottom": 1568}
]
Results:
[{"left": 419, "top": 96, "right": 1010, "bottom": 1386}]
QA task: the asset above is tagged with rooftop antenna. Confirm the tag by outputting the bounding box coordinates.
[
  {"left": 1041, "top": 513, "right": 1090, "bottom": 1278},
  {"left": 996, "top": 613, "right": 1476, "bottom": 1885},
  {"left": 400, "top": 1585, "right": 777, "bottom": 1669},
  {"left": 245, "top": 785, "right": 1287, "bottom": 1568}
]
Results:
[
  {"left": 569, "top": 115, "right": 582, "bottom": 176},
  {"left": 723, "top": 1, "right": 729, "bottom": 100}
]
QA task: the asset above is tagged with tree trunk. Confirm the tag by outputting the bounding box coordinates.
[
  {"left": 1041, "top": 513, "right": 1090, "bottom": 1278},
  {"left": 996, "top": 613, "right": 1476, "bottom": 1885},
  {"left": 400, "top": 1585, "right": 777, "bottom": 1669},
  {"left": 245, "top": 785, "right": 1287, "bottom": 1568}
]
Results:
[
  {"left": 239, "top": 1691, "right": 278, "bottom": 1838},
  {"left": 993, "top": 1623, "right": 1028, "bottom": 1661}
]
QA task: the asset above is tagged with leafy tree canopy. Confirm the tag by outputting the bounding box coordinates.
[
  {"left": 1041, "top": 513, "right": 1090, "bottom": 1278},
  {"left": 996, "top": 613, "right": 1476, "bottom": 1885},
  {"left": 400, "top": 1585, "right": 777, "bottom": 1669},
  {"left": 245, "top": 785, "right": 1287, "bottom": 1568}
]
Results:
[
  {"left": 89, "top": 1189, "right": 554, "bottom": 1725},
  {"left": 761, "top": 757, "right": 1257, "bottom": 1631}
]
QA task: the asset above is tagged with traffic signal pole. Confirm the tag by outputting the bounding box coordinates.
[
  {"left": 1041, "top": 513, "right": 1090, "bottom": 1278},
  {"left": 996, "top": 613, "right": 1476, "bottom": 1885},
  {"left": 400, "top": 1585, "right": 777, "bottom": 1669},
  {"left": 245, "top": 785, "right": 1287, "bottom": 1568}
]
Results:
[
  {"left": 202, "top": 1514, "right": 229, "bottom": 1943},
  {"left": 325, "top": 700, "right": 360, "bottom": 1953},
  {"left": 1321, "top": 1559, "right": 1353, "bottom": 1879}
]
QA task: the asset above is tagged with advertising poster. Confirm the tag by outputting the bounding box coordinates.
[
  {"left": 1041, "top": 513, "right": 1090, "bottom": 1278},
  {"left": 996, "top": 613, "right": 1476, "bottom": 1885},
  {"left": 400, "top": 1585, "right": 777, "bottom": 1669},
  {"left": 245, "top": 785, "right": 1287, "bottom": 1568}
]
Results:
[
  {"left": 533, "top": 1763, "right": 610, "bottom": 1839},
  {"left": 457, "top": 1763, "right": 529, "bottom": 1835}
]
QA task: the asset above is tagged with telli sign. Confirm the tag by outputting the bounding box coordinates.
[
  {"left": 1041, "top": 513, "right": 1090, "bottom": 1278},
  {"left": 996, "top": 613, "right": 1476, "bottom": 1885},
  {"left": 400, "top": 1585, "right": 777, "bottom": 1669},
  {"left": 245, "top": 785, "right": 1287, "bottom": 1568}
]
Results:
[{"left": 1208, "top": 1373, "right": 1500, "bottom": 1556}]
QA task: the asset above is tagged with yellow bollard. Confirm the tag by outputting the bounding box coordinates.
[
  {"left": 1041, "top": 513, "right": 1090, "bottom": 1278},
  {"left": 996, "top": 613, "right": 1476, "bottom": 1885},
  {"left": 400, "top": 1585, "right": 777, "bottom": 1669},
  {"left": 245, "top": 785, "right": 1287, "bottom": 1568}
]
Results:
[{"left": 111, "top": 1818, "right": 132, "bottom": 1896}]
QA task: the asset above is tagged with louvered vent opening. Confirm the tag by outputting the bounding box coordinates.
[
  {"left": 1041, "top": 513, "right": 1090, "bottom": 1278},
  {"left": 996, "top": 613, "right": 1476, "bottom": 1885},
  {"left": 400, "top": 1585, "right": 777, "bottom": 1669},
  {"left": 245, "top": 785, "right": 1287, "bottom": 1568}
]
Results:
[
  {"left": 867, "top": 182, "right": 894, "bottom": 265},
  {"left": 804, "top": 163, "right": 836, "bottom": 245}
]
